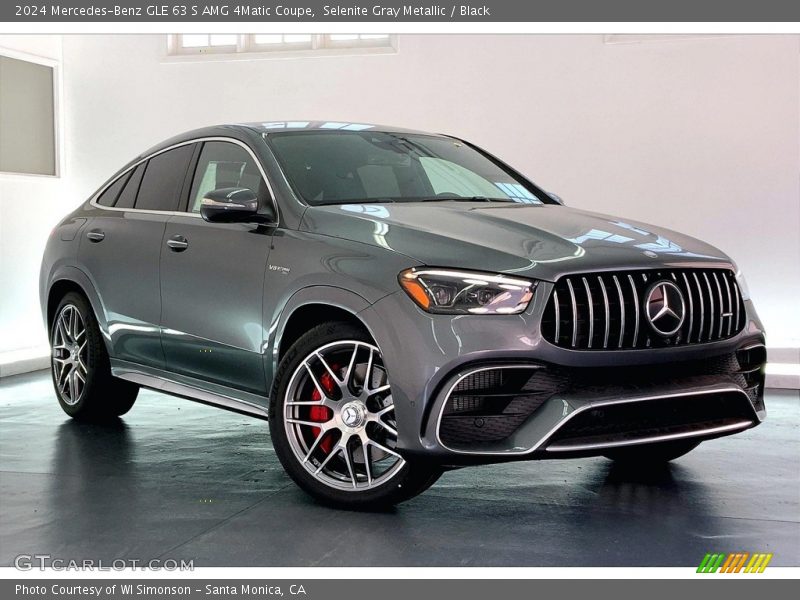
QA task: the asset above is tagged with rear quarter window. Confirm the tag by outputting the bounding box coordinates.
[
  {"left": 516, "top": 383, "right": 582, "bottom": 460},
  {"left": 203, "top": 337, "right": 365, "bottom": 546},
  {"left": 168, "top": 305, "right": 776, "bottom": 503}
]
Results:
[
  {"left": 114, "top": 163, "right": 145, "bottom": 209},
  {"left": 95, "top": 172, "right": 129, "bottom": 207},
  {"left": 134, "top": 145, "right": 194, "bottom": 212}
]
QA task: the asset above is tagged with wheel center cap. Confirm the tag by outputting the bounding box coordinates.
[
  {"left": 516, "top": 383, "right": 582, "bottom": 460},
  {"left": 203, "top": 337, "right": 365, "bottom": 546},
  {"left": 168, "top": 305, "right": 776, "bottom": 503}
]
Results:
[{"left": 341, "top": 401, "right": 367, "bottom": 429}]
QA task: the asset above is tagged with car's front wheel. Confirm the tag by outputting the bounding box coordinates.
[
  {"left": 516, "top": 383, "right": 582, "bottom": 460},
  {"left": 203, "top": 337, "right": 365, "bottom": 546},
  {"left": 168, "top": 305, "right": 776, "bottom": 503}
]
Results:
[
  {"left": 50, "top": 292, "right": 139, "bottom": 420},
  {"left": 269, "top": 322, "right": 442, "bottom": 509}
]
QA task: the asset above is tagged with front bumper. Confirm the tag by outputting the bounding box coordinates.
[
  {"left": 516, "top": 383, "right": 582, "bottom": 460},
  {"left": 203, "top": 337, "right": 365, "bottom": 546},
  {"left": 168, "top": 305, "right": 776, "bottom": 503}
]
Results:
[{"left": 360, "top": 289, "right": 766, "bottom": 466}]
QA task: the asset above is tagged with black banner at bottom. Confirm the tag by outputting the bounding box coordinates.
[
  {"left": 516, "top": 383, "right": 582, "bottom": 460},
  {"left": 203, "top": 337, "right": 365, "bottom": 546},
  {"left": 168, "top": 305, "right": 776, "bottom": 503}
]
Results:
[{"left": 2, "top": 579, "right": 795, "bottom": 600}]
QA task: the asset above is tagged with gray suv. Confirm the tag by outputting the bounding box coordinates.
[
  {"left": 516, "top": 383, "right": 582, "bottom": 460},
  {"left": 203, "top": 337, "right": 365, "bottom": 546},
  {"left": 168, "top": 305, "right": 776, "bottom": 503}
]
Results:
[{"left": 40, "top": 121, "right": 766, "bottom": 507}]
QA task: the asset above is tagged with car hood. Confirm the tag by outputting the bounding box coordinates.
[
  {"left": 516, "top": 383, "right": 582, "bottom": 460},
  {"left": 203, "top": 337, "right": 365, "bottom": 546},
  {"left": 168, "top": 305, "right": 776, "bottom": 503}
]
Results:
[{"left": 300, "top": 202, "right": 732, "bottom": 281}]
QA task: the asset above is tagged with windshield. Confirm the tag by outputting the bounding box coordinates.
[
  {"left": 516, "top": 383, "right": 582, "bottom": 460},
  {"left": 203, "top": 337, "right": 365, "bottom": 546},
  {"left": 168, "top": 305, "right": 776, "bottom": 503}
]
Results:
[{"left": 266, "top": 131, "right": 547, "bottom": 206}]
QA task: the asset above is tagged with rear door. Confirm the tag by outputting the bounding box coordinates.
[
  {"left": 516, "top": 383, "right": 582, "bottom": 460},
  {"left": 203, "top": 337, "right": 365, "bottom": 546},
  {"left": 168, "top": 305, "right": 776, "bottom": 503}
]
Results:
[
  {"left": 159, "top": 139, "right": 274, "bottom": 396},
  {"left": 79, "top": 143, "right": 195, "bottom": 369}
]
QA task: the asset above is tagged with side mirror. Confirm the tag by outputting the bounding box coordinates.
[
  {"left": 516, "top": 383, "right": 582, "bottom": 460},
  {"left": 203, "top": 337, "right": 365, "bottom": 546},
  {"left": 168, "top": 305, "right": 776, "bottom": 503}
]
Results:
[
  {"left": 200, "top": 188, "right": 262, "bottom": 223},
  {"left": 547, "top": 192, "right": 565, "bottom": 206}
]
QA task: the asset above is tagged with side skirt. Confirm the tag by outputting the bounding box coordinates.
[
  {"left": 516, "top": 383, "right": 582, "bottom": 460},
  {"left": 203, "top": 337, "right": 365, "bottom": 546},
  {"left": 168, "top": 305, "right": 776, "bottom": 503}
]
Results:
[{"left": 110, "top": 359, "right": 269, "bottom": 420}]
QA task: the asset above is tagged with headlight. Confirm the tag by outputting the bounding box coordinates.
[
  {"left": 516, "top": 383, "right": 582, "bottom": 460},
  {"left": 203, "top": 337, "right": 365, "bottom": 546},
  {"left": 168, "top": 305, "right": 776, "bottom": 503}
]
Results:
[
  {"left": 735, "top": 267, "right": 751, "bottom": 301},
  {"left": 398, "top": 268, "right": 535, "bottom": 315}
]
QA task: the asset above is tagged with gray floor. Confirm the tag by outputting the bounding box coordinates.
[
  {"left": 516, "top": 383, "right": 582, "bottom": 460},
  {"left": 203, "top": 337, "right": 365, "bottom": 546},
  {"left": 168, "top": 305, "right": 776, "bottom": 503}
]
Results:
[{"left": 1, "top": 370, "right": 798, "bottom": 567}]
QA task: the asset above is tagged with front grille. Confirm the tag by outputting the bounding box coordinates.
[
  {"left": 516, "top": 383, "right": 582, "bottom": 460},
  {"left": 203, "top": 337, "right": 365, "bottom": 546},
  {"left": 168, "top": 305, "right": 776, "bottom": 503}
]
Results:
[
  {"left": 541, "top": 268, "right": 745, "bottom": 350},
  {"left": 544, "top": 391, "right": 755, "bottom": 451}
]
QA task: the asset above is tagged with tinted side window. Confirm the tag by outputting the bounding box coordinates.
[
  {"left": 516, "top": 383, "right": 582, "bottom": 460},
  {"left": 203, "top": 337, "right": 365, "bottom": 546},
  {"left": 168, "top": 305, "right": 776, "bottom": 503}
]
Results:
[
  {"left": 115, "top": 163, "right": 145, "bottom": 209},
  {"left": 188, "top": 142, "right": 267, "bottom": 213},
  {"left": 135, "top": 145, "right": 194, "bottom": 212},
  {"left": 96, "top": 172, "right": 129, "bottom": 207}
]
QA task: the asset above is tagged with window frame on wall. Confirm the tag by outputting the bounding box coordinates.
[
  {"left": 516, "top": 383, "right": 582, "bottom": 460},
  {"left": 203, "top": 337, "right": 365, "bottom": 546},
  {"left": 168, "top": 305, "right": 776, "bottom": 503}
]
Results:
[
  {"left": 0, "top": 47, "right": 61, "bottom": 178},
  {"left": 248, "top": 34, "right": 316, "bottom": 52},
  {"left": 166, "top": 34, "right": 397, "bottom": 60},
  {"left": 322, "top": 34, "right": 397, "bottom": 49}
]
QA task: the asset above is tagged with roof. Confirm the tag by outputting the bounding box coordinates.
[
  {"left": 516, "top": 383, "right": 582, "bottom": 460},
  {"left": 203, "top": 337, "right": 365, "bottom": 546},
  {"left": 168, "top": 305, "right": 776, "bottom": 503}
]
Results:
[
  {"left": 134, "top": 121, "right": 441, "bottom": 166},
  {"left": 243, "top": 120, "right": 432, "bottom": 135}
]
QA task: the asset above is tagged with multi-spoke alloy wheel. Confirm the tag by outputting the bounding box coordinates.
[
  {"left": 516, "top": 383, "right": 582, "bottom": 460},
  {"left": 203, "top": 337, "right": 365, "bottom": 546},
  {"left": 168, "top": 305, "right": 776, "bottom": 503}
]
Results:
[
  {"left": 49, "top": 292, "right": 139, "bottom": 419},
  {"left": 284, "top": 340, "right": 405, "bottom": 491},
  {"left": 270, "top": 321, "right": 442, "bottom": 507},
  {"left": 52, "top": 304, "right": 88, "bottom": 405}
]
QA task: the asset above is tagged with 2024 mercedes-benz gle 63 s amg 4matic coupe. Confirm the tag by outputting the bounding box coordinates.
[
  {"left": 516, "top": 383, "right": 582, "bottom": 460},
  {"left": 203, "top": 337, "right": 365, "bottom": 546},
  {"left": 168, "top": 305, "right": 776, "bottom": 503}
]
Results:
[{"left": 40, "top": 121, "right": 766, "bottom": 507}]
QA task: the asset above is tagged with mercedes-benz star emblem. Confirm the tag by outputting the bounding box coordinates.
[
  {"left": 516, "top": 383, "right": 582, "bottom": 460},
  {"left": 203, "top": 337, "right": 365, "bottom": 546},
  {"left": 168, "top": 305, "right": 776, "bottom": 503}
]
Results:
[
  {"left": 645, "top": 280, "right": 686, "bottom": 336},
  {"left": 343, "top": 406, "right": 359, "bottom": 427},
  {"left": 341, "top": 402, "right": 365, "bottom": 429}
]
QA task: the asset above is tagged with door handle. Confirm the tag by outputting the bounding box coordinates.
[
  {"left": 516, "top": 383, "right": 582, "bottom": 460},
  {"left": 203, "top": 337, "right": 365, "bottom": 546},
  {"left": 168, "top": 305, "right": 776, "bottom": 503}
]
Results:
[
  {"left": 86, "top": 230, "right": 105, "bottom": 243},
  {"left": 166, "top": 235, "right": 189, "bottom": 252}
]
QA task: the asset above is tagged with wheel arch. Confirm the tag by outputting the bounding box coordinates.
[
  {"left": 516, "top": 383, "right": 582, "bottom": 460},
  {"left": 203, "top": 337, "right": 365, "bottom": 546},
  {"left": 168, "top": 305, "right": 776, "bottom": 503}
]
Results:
[
  {"left": 45, "top": 267, "right": 110, "bottom": 352},
  {"left": 47, "top": 280, "right": 86, "bottom": 331},
  {"left": 267, "top": 286, "right": 378, "bottom": 386}
]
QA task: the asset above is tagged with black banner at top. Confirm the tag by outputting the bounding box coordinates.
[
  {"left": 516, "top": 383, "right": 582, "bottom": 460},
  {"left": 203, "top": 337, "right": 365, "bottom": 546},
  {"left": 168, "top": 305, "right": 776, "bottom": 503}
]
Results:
[{"left": 3, "top": 0, "right": 800, "bottom": 22}]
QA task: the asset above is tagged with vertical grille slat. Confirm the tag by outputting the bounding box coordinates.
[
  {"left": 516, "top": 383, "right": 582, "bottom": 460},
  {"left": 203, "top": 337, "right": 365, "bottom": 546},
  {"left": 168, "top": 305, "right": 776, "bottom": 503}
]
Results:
[
  {"left": 566, "top": 278, "right": 578, "bottom": 348},
  {"left": 732, "top": 276, "right": 742, "bottom": 331},
  {"left": 628, "top": 274, "right": 640, "bottom": 348},
  {"left": 703, "top": 273, "right": 715, "bottom": 341},
  {"left": 582, "top": 277, "right": 594, "bottom": 349},
  {"left": 612, "top": 275, "right": 625, "bottom": 349},
  {"left": 682, "top": 272, "right": 694, "bottom": 343},
  {"left": 598, "top": 276, "right": 611, "bottom": 349},
  {"left": 543, "top": 268, "right": 745, "bottom": 350},
  {"left": 553, "top": 290, "right": 561, "bottom": 344},
  {"left": 722, "top": 274, "right": 733, "bottom": 336},
  {"left": 693, "top": 272, "right": 705, "bottom": 343},
  {"left": 713, "top": 272, "right": 725, "bottom": 341}
]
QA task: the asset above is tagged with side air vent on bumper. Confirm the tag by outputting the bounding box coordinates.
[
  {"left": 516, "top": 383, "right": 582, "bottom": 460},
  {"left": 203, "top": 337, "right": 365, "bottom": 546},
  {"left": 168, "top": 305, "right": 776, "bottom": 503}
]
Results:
[
  {"left": 438, "top": 367, "right": 551, "bottom": 448},
  {"left": 541, "top": 268, "right": 746, "bottom": 350}
]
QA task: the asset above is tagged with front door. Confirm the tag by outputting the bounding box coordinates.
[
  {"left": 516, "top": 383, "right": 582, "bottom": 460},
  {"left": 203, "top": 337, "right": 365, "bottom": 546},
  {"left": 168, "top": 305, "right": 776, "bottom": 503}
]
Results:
[{"left": 159, "top": 140, "right": 273, "bottom": 396}]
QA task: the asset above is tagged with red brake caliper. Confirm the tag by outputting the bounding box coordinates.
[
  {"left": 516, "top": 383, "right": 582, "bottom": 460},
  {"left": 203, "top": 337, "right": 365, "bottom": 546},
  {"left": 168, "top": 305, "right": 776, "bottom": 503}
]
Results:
[{"left": 308, "top": 367, "right": 337, "bottom": 454}]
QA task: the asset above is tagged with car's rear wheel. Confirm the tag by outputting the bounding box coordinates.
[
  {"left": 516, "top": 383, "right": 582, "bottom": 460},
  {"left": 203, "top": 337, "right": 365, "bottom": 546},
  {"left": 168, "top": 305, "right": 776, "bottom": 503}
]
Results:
[
  {"left": 269, "top": 322, "right": 442, "bottom": 509},
  {"left": 603, "top": 439, "right": 700, "bottom": 464},
  {"left": 50, "top": 292, "right": 138, "bottom": 419}
]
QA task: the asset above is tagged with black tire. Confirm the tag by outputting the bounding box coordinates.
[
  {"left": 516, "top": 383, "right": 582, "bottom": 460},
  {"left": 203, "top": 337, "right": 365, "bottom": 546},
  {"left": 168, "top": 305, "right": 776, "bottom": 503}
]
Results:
[
  {"left": 269, "top": 321, "right": 442, "bottom": 509},
  {"left": 603, "top": 439, "right": 700, "bottom": 464},
  {"left": 50, "top": 292, "right": 138, "bottom": 420}
]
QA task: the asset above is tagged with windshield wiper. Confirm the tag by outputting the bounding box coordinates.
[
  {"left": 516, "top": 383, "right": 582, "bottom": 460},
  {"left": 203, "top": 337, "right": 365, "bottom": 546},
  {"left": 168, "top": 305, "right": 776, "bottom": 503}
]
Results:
[
  {"left": 419, "top": 196, "right": 515, "bottom": 203},
  {"left": 315, "top": 196, "right": 515, "bottom": 206},
  {"left": 315, "top": 198, "right": 398, "bottom": 206}
]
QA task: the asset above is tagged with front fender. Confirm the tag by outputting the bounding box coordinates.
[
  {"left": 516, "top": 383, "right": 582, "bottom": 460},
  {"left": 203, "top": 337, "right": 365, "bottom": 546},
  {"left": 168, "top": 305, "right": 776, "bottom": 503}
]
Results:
[{"left": 266, "top": 285, "right": 375, "bottom": 385}]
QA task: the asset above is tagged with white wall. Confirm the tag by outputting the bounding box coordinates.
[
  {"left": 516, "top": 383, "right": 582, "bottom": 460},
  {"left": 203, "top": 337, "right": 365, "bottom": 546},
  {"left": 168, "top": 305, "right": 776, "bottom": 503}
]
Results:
[
  {"left": 0, "top": 35, "right": 63, "bottom": 356},
  {"left": 2, "top": 34, "right": 799, "bottom": 360}
]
